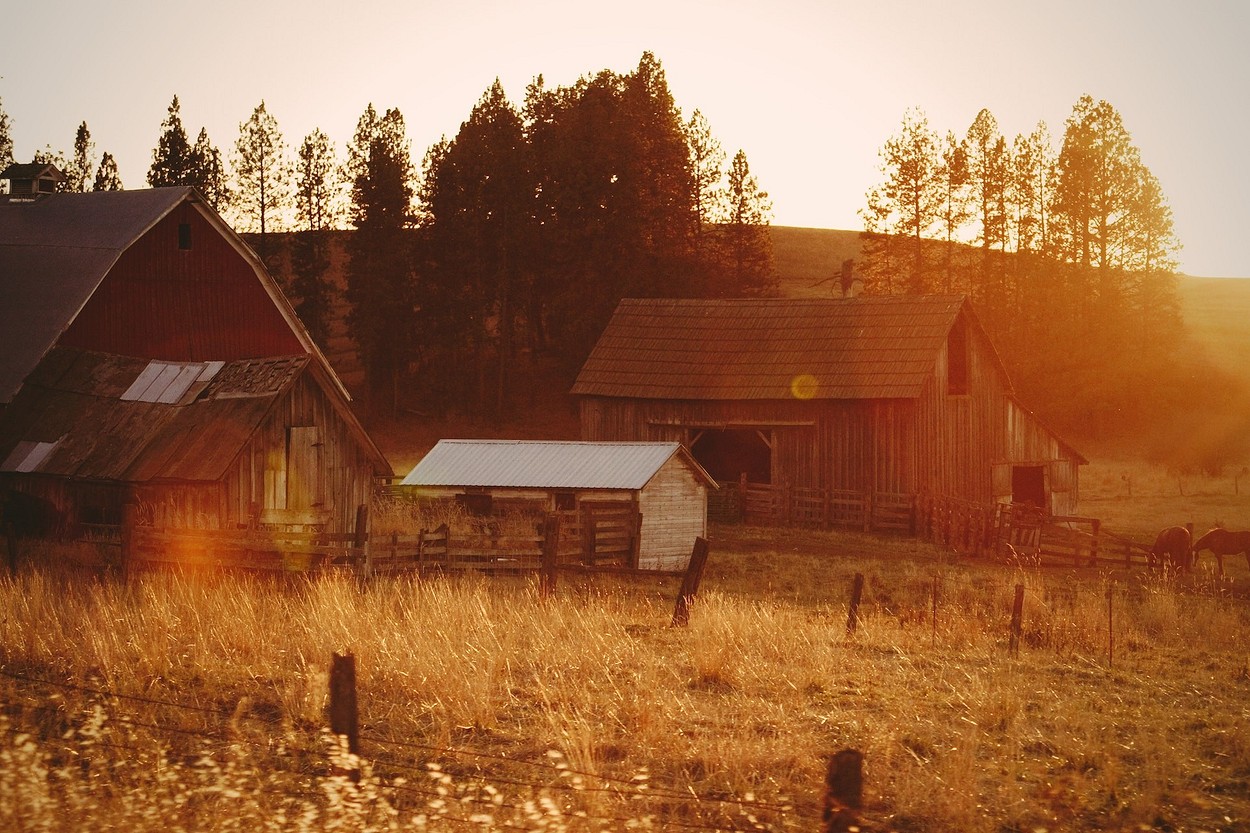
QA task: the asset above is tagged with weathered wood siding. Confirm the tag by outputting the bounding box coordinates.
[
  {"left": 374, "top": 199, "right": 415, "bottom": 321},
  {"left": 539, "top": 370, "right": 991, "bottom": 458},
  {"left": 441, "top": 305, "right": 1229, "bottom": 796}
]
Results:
[
  {"left": 227, "top": 373, "right": 378, "bottom": 534},
  {"left": 581, "top": 312, "right": 1083, "bottom": 509},
  {"left": 637, "top": 455, "right": 707, "bottom": 570}
]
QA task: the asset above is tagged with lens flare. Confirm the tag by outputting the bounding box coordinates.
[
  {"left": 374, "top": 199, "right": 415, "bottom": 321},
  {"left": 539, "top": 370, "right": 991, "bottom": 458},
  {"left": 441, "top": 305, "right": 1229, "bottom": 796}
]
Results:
[{"left": 790, "top": 373, "right": 818, "bottom": 400}]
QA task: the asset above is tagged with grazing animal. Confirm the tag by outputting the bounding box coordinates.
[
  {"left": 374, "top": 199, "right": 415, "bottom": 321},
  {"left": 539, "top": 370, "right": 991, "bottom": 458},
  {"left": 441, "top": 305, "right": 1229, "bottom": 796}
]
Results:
[
  {"left": 1149, "top": 526, "right": 1193, "bottom": 571},
  {"left": 1191, "top": 527, "right": 1250, "bottom": 575}
]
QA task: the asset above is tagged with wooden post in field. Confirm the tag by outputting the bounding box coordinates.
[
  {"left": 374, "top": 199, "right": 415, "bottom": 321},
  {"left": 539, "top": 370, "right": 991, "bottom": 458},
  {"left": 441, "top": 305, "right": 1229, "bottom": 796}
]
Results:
[
  {"left": 353, "top": 504, "right": 371, "bottom": 582},
  {"left": 540, "top": 513, "right": 561, "bottom": 599},
  {"left": 671, "top": 537, "right": 710, "bottom": 627},
  {"left": 846, "top": 573, "right": 865, "bottom": 635},
  {"left": 1107, "top": 584, "right": 1114, "bottom": 668},
  {"left": 1090, "top": 519, "right": 1101, "bottom": 567},
  {"left": 120, "top": 503, "right": 138, "bottom": 578},
  {"left": 1008, "top": 583, "right": 1025, "bottom": 656},
  {"left": 329, "top": 652, "right": 361, "bottom": 761},
  {"left": 822, "top": 749, "right": 863, "bottom": 833}
]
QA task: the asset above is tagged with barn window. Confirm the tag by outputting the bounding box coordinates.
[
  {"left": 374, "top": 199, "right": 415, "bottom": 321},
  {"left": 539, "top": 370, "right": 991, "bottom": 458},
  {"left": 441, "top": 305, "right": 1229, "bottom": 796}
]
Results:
[
  {"left": 947, "top": 317, "right": 968, "bottom": 395},
  {"left": 178, "top": 222, "right": 192, "bottom": 250},
  {"left": 1012, "top": 465, "right": 1046, "bottom": 508}
]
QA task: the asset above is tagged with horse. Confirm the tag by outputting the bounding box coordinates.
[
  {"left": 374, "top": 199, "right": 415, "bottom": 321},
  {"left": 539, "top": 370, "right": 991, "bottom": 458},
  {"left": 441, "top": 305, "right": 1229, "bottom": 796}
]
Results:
[
  {"left": 1149, "top": 526, "right": 1193, "bottom": 571},
  {"left": 1191, "top": 527, "right": 1250, "bottom": 575}
]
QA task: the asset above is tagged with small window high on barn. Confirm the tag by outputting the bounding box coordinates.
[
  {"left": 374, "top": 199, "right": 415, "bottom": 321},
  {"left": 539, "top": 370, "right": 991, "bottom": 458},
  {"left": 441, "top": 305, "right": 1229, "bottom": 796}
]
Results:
[
  {"left": 178, "top": 222, "right": 192, "bottom": 250},
  {"left": 554, "top": 491, "right": 576, "bottom": 511},
  {"left": 947, "top": 316, "right": 968, "bottom": 395}
]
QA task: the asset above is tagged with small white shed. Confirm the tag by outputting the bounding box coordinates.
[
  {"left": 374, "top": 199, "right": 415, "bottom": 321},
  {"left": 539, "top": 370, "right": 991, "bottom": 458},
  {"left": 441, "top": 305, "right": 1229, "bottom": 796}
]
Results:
[{"left": 399, "top": 440, "right": 715, "bottom": 570}]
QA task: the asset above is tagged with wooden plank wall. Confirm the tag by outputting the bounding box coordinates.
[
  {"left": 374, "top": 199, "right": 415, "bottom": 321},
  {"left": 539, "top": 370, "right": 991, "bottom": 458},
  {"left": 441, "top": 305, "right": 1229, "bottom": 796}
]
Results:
[{"left": 636, "top": 456, "right": 706, "bottom": 570}]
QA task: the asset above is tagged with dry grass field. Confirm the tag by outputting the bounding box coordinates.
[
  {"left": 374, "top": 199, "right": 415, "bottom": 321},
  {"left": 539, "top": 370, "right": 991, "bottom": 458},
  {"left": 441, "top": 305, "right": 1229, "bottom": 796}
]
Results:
[{"left": 3, "top": 517, "right": 1249, "bottom": 832}]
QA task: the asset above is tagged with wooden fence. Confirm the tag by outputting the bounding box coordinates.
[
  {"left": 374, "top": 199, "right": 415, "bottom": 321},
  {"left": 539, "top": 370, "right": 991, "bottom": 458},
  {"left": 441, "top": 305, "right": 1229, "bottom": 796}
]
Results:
[
  {"left": 718, "top": 480, "right": 1159, "bottom": 569},
  {"left": 113, "top": 502, "right": 655, "bottom": 576}
]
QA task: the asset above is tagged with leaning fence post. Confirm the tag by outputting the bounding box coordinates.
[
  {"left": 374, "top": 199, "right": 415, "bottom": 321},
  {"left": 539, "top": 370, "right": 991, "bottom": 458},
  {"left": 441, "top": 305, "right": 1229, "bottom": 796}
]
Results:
[
  {"left": 1008, "top": 583, "right": 1025, "bottom": 656},
  {"left": 846, "top": 573, "right": 865, "bottom": 635},
  {"left": 822, "top": 749, "right": 864, "bottom": 833},
  {"left": 671, "top": 537, "right": 710, "bottom": 627},
  {"left": 353, "top": 504, "right": 371, "bottom": 581},
  {"left": 540, "top": 513, "right": 561, "bottom": 599}
]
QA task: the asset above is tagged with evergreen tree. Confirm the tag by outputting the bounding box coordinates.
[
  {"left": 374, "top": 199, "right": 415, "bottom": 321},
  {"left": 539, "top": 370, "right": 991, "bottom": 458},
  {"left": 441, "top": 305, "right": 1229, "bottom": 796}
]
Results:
[
  {"left": 233, "top": 101, "right": 289, "bottom": 239},
  {"left": 936, "top": 130, "right": 971, "bottom": 293},
  {"left": 715, "top": 149, "right": 774, "bottom": 297},
  {"left": 686, "top": 109, "right": 725, "bottom": 232},
  {"left": 92, "top": 152, "right": 123, "bottom": 190},
  {"left": 148, "top": 96, "right": 194, "bottom": 187},
  {"left": 190, "top": 128, "right": 230, "bottom": 210},
  {"left": 860, "top": 108, "right": 943, "bottom": 293},
  {"left": 289, "top": 128, "right": 342, "bottom": 348},
  {"left": 344, "top": 104, "right": 417, "bottom": 415},
  {"left": 420, "top": 80, "right": 531, "bottom": 417},
  {"left": 66, "top": 122, "right": 95, "bottom": 192},
  {"left": 295, "top": 128, "right": 342, "bottom": 232},
  {"left": 0, "top": 96, "right": 13, "bottom": 181}
]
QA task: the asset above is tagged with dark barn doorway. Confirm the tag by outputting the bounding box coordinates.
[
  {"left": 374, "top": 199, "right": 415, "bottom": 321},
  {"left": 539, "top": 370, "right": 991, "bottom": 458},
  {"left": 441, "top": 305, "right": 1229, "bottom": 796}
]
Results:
[
  {"left": 689, "top": 428, "right": 771, "bottom": 485},
  {"left": 1011, "top": 465, "right": 1046, "bottom": 508}
]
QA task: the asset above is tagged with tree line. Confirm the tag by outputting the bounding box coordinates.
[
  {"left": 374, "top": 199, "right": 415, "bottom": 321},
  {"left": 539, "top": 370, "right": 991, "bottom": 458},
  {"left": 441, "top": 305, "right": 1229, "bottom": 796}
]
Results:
[
  {"left": 861, "top": 99, "right": 1247, "bottom": 471},
  {"left": 0, "top": 53, "right": 775, "bottom": 421}
]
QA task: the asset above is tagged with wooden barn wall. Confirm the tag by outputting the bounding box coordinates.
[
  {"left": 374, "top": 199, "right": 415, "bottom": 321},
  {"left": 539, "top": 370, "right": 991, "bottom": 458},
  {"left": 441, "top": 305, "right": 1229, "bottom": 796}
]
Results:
[
  {"left": 228, "top": 374, "right": 377, "bottom": 534},
  {"left": 59, "top": 205, "right": 303, "bottom": 361},
  {"left": 1005, "top": 400, "right": 1082, "bottom": 513},
  {"left": 0, "top": 473, "right": 223, "bottom": 531},
  {"left": 580, "top": 397, "right": 916, "bottom": 495},
  {"left": 637, "top": 456, "right": 707, "bottom": 570}
]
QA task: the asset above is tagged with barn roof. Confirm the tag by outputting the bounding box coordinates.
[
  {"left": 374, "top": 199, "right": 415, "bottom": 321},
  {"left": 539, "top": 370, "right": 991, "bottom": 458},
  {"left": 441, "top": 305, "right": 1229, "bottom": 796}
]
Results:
[
  {"left": 571, "top": 295, "right": 1007, "bottom": 400},
  {"left": 0, "top": 188, "right": 194, "bottom": 403},
  {"left": 0, "top": 187, "right": 391, "bottom": 477},
  {"left": 0, "top": 347, "right": 308, "bottom": 483},
  {"left": 401, "top": 440, "right": 716, "bottom": 490}
]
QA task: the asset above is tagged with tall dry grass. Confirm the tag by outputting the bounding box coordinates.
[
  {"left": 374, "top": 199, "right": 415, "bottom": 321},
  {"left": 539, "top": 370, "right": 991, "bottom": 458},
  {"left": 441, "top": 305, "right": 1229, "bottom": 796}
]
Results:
[{"left": 2, "top": 525, "right": 1249, "bottom": 831}]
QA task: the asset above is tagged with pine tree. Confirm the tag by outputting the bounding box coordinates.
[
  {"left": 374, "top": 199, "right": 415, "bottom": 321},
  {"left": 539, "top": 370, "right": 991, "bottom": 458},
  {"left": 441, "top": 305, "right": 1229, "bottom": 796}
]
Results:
[
  {"left": 715, "top": 149, "right": 774, "bottom": 297},
  {"left": 936, "top": 131, "right": 971, "bottom": 293},
  {"left": 861, "top": 108, "right": 943, "bottom": 293},
  {"left": 0, "top": 96, "right": 14, "bottom": 192},
  {"left": 344, "top": 104, "right": 417, "bottom": 415},
  {"left": 190, "top": 128, "right": 230, "bottom": 210},
  {"left": 686, "top": 109, "right": 725, "bottom": 231},
  {"left": 233, "top": 101, "right": 289, "bottom": 239},
  {"left": 148, "top": 96, "right": 194, "bottom": 187},
  {"left": 92, "top": 152, "right": 123, "bottom": 190},
  {"left": 64, "top": 122, "right": 95, "bottom": 192},
  {"left": 289, "top": 128, "right": 342, "bottom": 348},
  {"left": 295, "top": 128, "right": 341, "bottom": 232}
]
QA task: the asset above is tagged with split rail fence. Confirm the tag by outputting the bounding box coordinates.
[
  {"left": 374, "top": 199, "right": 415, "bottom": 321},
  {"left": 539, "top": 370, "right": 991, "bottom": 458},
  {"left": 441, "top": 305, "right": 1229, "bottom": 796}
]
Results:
[{"left": 714, "top": 479, "right": 1157, "bottom": 569}]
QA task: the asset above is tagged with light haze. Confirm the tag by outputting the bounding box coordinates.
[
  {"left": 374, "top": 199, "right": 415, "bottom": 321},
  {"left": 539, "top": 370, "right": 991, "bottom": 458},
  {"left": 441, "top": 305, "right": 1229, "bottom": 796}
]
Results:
[{"left": 5, "top": 0, "right": 1245, "bottom": 276}]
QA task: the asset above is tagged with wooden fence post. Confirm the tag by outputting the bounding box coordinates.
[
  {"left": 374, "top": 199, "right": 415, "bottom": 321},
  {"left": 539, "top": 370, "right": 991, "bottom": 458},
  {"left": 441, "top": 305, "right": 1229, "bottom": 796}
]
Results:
[
  {"left": 862, "top": 491, "right": 872, "bottom": 533},
  {"left": 1008, "top": 583, "right": 1025, "bottom": 656},
  {"left": 329, "top": 651, "right": 361, "bottom": 774},
  {"left": 671, "top": 537, "right": 710, "bottom": 627},
  {"left": 1090, "top": 519, "right": 1101, "bottom": 567},
  {"left": 541, "top": 513, "right": 560, "bottom": 599},
  {"left": 846, "top": 573, "right": 864, "bottom": 635},
  {"left": 822, "top": 749, "right": 863, "bottom": 833},
  {"left": 353, "top": 504, "right": 371, "bottom": 582}
]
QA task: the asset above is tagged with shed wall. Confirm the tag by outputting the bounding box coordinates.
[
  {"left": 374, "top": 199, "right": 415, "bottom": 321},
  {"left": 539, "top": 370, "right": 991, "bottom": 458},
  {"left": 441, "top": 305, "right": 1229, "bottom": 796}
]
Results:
[{"left": 637, "top": 455, "right": 707, "bottom": 570}]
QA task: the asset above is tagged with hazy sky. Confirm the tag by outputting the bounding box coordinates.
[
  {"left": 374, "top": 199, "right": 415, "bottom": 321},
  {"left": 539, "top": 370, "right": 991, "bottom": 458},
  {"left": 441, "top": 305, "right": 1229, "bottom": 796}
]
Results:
[{"left": 5, "top": 0, "right": 1247, "bottom": 276}]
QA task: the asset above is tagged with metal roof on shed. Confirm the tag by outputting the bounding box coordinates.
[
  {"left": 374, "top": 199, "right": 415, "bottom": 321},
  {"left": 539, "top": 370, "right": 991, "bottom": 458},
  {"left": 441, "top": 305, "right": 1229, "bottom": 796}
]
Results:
[
  {"left": 401, "top": 440, "right": 715, "bottom": 490},
  {"left": 571, "top": 295, "right": 1006, "bottom": 400}
]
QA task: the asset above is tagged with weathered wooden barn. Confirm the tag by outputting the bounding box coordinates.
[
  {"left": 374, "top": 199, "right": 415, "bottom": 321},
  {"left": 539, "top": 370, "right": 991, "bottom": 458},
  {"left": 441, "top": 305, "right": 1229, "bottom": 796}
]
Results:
[
  {"left": 0, "top": 179, "right": 391, "bottom": 535},
  {"left": 400, "top": 440, "right": 715, "bottom": 570},
  {"left": 572, "top": 296, "right": 1085, "bottom": 515}
]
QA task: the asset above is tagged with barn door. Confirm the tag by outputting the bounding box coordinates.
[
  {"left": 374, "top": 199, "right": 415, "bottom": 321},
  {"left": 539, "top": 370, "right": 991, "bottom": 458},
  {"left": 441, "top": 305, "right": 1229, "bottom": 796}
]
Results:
[{"left": 286, "top": 426, "right": 325, "bottom": 510}]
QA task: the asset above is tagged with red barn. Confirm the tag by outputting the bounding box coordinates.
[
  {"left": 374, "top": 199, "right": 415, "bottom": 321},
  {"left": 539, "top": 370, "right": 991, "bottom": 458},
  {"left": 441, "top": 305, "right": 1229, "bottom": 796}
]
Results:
[{"left": 0, "top": 176, "right": 390, "bottom": 536}]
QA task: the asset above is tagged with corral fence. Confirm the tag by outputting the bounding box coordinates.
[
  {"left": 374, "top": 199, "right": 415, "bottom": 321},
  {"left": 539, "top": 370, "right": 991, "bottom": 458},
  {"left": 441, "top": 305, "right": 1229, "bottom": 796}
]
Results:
[
  {"left": 713, "top": 478, "right": 1158, "bottom": 569},
  {"left": 40, "top": 501, "right": 656, "bottom": 577}
]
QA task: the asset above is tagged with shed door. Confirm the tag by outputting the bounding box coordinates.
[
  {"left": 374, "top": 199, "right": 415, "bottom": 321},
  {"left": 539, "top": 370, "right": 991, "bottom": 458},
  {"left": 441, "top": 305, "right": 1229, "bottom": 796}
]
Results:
[{"left": 287, "top": 426, "right": 325, "bottom": 510}]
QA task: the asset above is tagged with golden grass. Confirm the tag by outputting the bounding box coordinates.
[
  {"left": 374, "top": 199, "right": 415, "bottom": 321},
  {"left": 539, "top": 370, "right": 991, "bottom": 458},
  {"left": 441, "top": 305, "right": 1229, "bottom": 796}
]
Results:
[{"left": 3, "top": 524, "right": 1249, "bottom": 832}]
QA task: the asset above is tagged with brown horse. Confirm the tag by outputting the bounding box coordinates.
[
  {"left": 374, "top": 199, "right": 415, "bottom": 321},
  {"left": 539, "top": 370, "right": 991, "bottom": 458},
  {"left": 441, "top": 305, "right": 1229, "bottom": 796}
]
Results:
[
  {"left": 1149, "top": 526, "right": 1193, "bottom": 571},
  {"left": 1192, "top": 527, "right": 1250, "bottom": 575}
]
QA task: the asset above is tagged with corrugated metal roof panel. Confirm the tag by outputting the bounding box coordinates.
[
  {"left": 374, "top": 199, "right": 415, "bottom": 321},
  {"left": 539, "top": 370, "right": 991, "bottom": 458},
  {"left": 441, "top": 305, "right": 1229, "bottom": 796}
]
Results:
[
  {"left": 401, "top": 440, "right": 704, "bottom": 490},
  {"left": 571, "top": 296, "right": 973, "bottom": 400}
]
